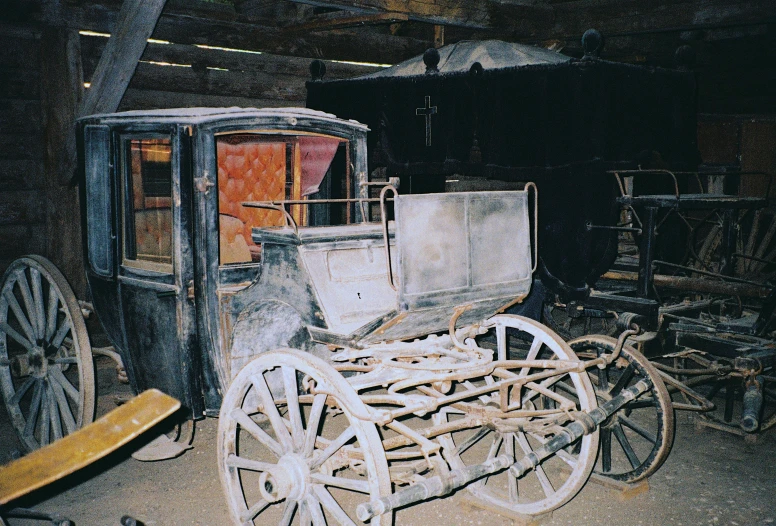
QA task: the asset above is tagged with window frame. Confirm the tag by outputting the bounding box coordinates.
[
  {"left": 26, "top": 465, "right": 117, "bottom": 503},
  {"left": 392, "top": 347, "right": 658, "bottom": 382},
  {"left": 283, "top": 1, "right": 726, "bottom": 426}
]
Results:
[{"left": 119, "top": 132, "right": 175, "bottom": 274}]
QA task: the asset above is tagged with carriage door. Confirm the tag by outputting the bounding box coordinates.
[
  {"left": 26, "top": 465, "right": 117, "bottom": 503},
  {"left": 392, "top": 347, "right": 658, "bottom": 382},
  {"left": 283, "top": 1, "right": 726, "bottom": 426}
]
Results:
[{"left": 117, "top": 126, "right": 203, "bottom": 417}]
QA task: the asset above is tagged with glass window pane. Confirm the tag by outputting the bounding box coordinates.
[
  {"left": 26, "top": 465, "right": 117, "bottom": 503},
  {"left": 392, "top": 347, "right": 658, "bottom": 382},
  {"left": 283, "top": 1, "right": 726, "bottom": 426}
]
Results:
[{"left": 124, "top": 138, "right": 173, "bottom": 267}]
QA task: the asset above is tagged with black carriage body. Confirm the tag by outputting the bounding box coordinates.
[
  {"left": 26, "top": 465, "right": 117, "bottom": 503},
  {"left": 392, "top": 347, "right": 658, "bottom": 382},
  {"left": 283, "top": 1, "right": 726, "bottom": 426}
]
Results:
[
  {"left": 306, "top": 42, "right": 701, "bottom": 296},
  {"left": 77, "top": 108, "right": 370, "bottom": 416}
]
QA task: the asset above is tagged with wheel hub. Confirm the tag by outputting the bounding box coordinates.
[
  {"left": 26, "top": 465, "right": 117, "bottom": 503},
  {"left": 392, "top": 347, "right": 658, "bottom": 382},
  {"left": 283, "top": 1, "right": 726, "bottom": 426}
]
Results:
[
  {"left": 259, "top": 454, "right": 310, "bottom": 503},
  {"left": 10, "top": 349, "right": 47, "bottom": 378}
]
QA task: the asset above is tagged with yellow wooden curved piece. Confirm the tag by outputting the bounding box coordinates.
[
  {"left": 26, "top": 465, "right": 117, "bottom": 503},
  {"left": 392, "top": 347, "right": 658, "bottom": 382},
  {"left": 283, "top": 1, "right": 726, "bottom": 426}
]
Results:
[{"left": 0, "top": 389, "right": 180, "bottom": 506}]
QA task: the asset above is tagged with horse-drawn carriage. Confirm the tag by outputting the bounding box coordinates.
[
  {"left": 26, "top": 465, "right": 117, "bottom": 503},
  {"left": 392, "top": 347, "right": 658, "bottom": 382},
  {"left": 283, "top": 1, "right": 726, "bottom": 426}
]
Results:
[{"left": 1, "top": 107, "right": 674, "bottom": 524}]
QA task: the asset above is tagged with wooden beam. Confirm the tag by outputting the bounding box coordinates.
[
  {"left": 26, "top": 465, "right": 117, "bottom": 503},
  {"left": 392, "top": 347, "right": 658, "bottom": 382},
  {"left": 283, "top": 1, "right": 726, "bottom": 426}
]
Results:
[
  {"left": 56, "top": 4, "right": 429, "bottom": 65},
  {"left": 80, "top": 0, "right": 167, "bottom": 116},
  {"left": 80, "top": 36, "right": 380, "bottom": 83},
  {"left": 287, "top": 0, "right": 495, "bottom": 28},
  {"left": 284, "top": 11, "right": 409, "bottom": 33}
]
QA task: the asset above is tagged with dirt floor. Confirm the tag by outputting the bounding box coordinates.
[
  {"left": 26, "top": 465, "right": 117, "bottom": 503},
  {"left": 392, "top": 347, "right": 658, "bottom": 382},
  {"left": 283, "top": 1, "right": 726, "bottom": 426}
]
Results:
[{"left": 2, "top": 355, "right": 776, "bottom": 526}]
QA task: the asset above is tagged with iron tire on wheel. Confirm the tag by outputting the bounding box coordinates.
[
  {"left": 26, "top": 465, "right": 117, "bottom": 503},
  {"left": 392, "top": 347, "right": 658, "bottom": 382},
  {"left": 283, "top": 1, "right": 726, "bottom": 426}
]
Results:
[
  {"left": 569, "top": 335, "right": 675, "bottom": 483},
  {"left": 0, "top": 255, "right": 95, "bottom": 451},
  {"left": 218, "top": 348, "right": 392, "bottom": 525}
]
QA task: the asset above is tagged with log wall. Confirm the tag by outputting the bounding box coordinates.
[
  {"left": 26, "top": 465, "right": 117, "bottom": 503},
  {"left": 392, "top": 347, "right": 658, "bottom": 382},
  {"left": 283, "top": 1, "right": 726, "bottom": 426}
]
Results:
[{"left": 0, "top": 26, "right": 46, "bottom": 275}]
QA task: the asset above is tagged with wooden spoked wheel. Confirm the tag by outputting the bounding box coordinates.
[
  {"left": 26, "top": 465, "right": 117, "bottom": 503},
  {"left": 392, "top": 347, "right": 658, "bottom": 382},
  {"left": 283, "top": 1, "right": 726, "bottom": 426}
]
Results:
[
  {"left": 436, "top": 315, "right": 599, "bottom": 517},
  {"left": 692, "top": 208, "right": 776, "bottom": 282},
  {"left": 569, "top": 335, "right": 674, "bottom": 483},
  {"left": 0, "top": 255, "right": 95, "bottom": 452},
  {"left": 218, "top": 349, "right": 391, "bottom": 525}
]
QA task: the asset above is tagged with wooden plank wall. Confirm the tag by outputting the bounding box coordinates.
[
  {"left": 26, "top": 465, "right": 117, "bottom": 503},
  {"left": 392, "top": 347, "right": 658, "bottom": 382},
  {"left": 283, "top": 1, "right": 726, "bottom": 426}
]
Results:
[{"left": 0, "top": 26, "right": 46, "bottom": 274}]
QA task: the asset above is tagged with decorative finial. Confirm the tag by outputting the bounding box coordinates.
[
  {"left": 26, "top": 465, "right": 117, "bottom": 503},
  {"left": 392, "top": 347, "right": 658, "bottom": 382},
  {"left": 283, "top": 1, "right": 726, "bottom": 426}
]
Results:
[
  {"left": 310, "top": 60, "right": 326, "bottom": 81},
  {"left": 674, "top": 45, "right": 696, "bottom": 70},
  {"left": 423, "top": 47, "right": 440, "bottom": 74},
  {"left": 581, "top": 29, "right": 604, "bottom": 60}
]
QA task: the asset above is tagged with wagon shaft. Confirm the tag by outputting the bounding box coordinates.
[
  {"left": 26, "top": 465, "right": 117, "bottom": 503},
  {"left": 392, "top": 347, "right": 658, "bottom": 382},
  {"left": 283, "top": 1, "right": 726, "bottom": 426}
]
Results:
[{"left": 357, "top": 379, "right": 650, "bottom": 521}]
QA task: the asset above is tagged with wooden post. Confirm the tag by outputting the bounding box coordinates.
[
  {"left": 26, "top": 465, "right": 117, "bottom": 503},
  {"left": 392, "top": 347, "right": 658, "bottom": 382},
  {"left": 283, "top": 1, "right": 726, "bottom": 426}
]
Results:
[
  {"left": 434, "top": 25, "right": 445, "bottom": 48},
  {"left": 39, "top": 27, "right": 87, "bottom": 298},
  {"left": 80, "top": 0, "right": 168, "bottom": 116}
]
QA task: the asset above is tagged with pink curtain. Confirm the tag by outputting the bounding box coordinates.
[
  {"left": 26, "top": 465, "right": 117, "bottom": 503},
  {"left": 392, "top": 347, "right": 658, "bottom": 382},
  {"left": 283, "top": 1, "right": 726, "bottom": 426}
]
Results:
[{"left": 299, "top": 137, "right": 342, "bottom": 196}]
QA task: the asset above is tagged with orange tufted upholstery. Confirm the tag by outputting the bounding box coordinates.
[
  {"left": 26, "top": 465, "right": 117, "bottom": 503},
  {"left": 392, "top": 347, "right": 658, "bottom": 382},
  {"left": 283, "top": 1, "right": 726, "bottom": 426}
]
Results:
[{"left": 217, "top": 140, "right": 289, "bottom": 264}]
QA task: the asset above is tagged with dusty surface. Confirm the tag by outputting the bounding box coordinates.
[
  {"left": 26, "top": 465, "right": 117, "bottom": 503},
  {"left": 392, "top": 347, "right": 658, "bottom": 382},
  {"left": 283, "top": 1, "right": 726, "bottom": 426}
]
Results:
[{"left": 2, "top": 356, "right": 775, "bottom": 526}]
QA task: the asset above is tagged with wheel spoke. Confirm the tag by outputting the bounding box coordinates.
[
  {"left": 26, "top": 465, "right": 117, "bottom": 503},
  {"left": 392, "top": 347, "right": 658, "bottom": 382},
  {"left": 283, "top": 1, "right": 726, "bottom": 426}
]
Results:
[
  {"left": 251, "top": 373, "right": 294, "bottom": 453},
  {"left": 554, "top": 448, "right": 579, "bottom": 468},
  {"left": 49, "top": 376, "right": 76, "bottom": 434},
  {"left": 519, "top": 336, "right": 544, "bottom": 377},
  {"left": 239, "top": 498, "right": 270, "bottom": 524},
  {"left": 30, "top": 268, "right": 46, "bottom": 340},
  {"left": 449, "top": 427, "right": 490, "bottom": 457},
  {"left": 49, "top": 366, "right": 80, "bottom": 403},
  {"left": 279, "top": 499, "right": 297, "bottom": 526},
  {"left": 300, "top": 499, "right": 312, "bottom": 526},
  {"left": 9, "top": 376, "right": 36, "bottom": 405},
  {"left": 47, "top": 382, "right": 63, "bottom": 441},
  {"left": 3, "top": 288, "right": 36, "bottom": 344},
  {"left": 229, "top": 407, "right": 283, "bottom": 458},
  {"left": 601, "top": 428, "right": 612, "bottom": 473},
  {"left": 45, "top": 286, "right": 59, "bottom": 341},
  {"left": 52, "top": 357, "right": 78, "bottom": 365},
  {"left": 39, "top": 383, "right": 50, "bottom": 445},
  {"left": 309, "top": 473, "right": 370, "bottom": 494},
  {"left": 609, "top": 364, "right": 636, "bottom": 396},
  {"left": 225, "top": 453, "right": 276, "bottom": 472},
  {"left": 50, "top": 319, "right": 72, "bottom": 353},
  {"left": 313, "top": 485, "right": 356, "bottom": 526},
  {"left": 507, "top": 434, "right": 518, "bottom": 501},
  {"left": 619, "top": 415, "right": 657, "bottom": 444},
  {"left": 15, "top": 270, "right": 39, "bottom": 340},
  {"left": 0, "top": 321, "right": 34, "bottom": 352},
  {"left": 24, "top": 379, "right": 43, "bottom": 441},
  {"left": 310, "top": 426, "right": 356, "bottom": 471},
  {"left": 516, "top": 431, "right": 555, "bottom": 497},
  {"left": 612, "top": 424, "right": 641, "bottom": 469},
  {"left": 306, "top": 495, "right": 326, "bottom": 526},
  {"left": 303, "top": 394, "right": 327, "bottom": 456},
  {"left": 281, "top": 366, "right": 304, "bottom": 451}
]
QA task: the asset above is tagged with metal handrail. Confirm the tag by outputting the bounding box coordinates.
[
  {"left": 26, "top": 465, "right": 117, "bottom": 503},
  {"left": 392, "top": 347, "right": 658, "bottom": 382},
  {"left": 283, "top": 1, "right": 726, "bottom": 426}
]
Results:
[{"left": 379, "top": 185, "right": 399, "bottom": 291}]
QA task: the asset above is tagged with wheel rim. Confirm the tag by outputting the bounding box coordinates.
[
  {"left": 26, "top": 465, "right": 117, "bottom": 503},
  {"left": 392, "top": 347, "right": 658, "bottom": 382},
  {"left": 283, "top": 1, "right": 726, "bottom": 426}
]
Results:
[
  {"left": 436, "top": 315, "right": 599, "bottom": 516},
  {"left": 570, "top": 335, "right": 675, "bottom": 482},
  {"left": 218, "top": 348, "right": 391, "bottom": 525},
  {"left": 0, "top": 255, "right": 94, "bottom": 451}
]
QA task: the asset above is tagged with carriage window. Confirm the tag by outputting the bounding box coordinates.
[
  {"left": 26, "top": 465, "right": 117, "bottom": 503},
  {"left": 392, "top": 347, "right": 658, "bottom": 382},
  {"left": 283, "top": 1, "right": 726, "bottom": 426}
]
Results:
[
  {"left": 216, "top": 134, "right": 348, "bottom": 265},
  {"left": 123, "top": 137, "right": 173, "bottom": 271}
]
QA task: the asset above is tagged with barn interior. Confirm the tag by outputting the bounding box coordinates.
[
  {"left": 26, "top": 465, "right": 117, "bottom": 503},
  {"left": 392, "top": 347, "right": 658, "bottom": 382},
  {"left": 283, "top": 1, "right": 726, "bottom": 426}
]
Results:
[{"left": 1, "top": 1, "right": 776, "bottom": 525}]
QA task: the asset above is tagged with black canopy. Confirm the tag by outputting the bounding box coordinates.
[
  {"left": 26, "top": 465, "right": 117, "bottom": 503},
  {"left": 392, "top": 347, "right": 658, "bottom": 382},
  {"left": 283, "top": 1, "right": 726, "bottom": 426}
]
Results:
[{"left": 306, "top": 40, "right": 700, "bottom": 296}]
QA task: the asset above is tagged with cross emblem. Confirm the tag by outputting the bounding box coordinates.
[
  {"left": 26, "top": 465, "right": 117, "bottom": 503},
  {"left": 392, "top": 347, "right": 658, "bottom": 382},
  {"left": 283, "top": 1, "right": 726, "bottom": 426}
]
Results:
[{"left": 415, "top": 95, "right": 437, "bottom": 146}]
